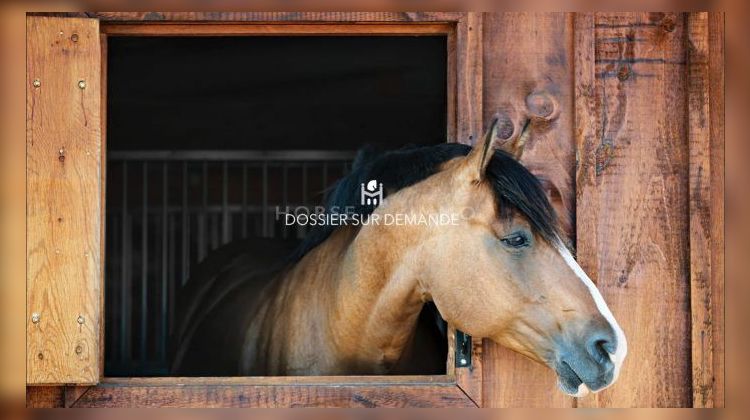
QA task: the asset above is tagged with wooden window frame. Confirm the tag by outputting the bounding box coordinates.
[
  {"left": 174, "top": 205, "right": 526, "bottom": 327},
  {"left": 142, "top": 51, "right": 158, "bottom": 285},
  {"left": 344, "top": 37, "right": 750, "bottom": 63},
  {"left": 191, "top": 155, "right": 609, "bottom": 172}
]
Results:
[{"left": 27, "top": 12, "right": 484, "bottom": 408}]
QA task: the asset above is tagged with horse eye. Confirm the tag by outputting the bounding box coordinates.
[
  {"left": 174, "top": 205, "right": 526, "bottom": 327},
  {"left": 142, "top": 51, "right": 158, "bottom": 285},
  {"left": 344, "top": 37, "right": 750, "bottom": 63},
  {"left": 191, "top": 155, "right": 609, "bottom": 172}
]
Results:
[{"left": 500, "top": 233, "right": 529, "bottom": 249}]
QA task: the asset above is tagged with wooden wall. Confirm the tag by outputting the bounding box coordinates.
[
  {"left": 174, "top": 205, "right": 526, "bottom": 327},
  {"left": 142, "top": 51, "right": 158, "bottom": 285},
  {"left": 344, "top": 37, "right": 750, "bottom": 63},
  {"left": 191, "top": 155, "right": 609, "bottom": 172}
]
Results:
[
  {"left": 22, "top": 11, "right": 723, "bottom": 408},
  {"left": 480, "top": 12, "right": 724, "bottom": 408},
  {"left": 575, "top": 12, "right": 692, "bottom": 408},
  {"left": 481, "top": 12, "right": 576, "bottom": 408}
]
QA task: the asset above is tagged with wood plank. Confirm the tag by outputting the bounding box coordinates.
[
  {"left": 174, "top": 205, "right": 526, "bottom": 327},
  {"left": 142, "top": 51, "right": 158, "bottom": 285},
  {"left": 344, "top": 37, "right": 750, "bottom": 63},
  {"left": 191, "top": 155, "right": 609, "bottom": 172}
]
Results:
[
  {"left": 73, "top": 384, "right": 475, "bottom": 408},
  {"left": 687, "top": 12, "right": 713, "bottom": 408},
  {"left": 707, "top": 12, "right": 724, "bottom": 408},
  {"left": 100, "top": 23, "right": 454, "bottom": 36},
  {"left": 26, "top": 386, "right": 64, "bottom": 408},
  {"left": 26, "top": 16, "right": 103, "bottom": 384},
  {"left": 90, "top": 12, "right": 466, "bottom": 23},
  {"left": 26, "top": 386, "right": 91, "bottom": 408},
  {"left": 98, "top": 31, "right": 108, "bottom": 385},
  {"left": 446, "top": 25, "right": 457, "bottom": 142},
  {"left": 451, "top": 13, "right": 484, "bottom": 405},
  {"left": 482, "top": 12, "right": 576, "bottom": 239},
  {"left": 481, "top": 12, "right": 575, "bottom": 408},
  {"left": 100, "top": 375, "right": 452, "bottom": 386},
  {"left": 455, "top": 12, "right": 483, "bottom": 145},
  {"left": 687, "top": 12, "right": 724, "bottom": 408},
  {"left": 575, "top": 12, "right": 691, "bottom": 407}
]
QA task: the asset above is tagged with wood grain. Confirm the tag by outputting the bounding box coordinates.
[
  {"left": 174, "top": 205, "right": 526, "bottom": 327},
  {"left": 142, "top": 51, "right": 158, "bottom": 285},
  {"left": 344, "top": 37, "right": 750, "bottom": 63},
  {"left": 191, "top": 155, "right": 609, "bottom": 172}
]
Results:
[
  {"left": 100, "top": 375, "right": 452, "bottom": 386},
  {"left": 100, "top": 23, "right": 455, "bottom": 36},
  {"left": 687, "top": 12, "right": 725, "bottom": 408},
  {"left": 89, "top": 12, "right": 466, "bottom": 23},
  {"left": 455, "top": 12, "right": 483, "bottom": 145},
  {"left": 71, "top": 383, "right": 475, "bottom": 407},
  {"left": 26, "top": 16, "right": 103, "bottom": 384},
  {"left": 20, "top": 12, "right": 723, "bottom": 407},
  {"left": 575, "top": 12, "right": 691, "bottom": 407},
  {"left": 482, "top": 12, "right": 576, "bottom": 238},
  {"left": 707, "top": 12, "right": 725, "bottom": 408},
  {"left": 26, "top": 385, "right": 94, "bottom": 407},
  {"left": 481, "top": 12, "right": 576, "bottom": 408},
  {"left": 26, "top": 386, "right": 64, "bottom": 408},
  {"left": 98, "top": 31, "right": 108, "bottom": 381},
  {"left": 687, "top": 12, "right": 713, "bottom": 407}
]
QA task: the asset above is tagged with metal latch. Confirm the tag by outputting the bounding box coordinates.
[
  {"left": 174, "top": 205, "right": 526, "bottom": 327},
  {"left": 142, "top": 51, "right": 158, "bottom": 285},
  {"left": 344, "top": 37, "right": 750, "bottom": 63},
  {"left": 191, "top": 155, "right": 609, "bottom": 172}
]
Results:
[{"left": 455, "top": 330, "right": 472, "bottom": 368}]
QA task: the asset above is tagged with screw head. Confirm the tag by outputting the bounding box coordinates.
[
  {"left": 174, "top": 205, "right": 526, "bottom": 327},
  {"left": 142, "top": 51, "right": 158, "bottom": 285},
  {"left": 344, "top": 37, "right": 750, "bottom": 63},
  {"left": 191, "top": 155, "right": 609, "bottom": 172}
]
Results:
[
  {"left": 32, "top": 79, "right": 41, "bottom": 88},
  {"left": 78, "top": 80, "right": 86, "bottom": 89},
  {"left": 71, "top": 33, "right": 79, "bottom": 42},
  {"left": 77, "top": 315, "right": 85, "bottom": 325},
  {"left": 31, "top": 313, "right": 40, "bottom": 324},
  {"left": 460, "top": 358, "right": 467, "bottom": 365}
]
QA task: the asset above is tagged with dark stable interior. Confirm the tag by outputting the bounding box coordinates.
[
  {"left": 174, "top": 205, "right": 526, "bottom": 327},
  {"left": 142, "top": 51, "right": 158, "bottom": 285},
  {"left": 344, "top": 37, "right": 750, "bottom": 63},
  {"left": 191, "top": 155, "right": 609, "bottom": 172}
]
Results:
[
  {"left": 107, "top": 36, "right": 447, "bottom": 151},
  {"left": 105, "top": 36, "right": 448, "bottom": 376}
]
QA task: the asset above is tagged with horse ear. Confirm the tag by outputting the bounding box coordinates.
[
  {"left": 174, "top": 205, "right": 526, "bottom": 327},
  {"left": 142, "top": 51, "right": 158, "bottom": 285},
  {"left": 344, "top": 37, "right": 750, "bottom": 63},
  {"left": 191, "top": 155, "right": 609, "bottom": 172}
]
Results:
[
  {"left": 497, "top": 118, "right": 531, "bottom": 160},
  {"left": 465, "top": 118, "right": 499, "bottom": 181}
]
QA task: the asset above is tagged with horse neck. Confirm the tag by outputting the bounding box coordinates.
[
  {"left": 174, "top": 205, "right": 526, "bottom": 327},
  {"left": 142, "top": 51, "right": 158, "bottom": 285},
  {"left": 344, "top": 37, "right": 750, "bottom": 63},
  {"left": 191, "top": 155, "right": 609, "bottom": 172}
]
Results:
[{"left": 319, "top": 223, "right": 427, "bottom": 371}]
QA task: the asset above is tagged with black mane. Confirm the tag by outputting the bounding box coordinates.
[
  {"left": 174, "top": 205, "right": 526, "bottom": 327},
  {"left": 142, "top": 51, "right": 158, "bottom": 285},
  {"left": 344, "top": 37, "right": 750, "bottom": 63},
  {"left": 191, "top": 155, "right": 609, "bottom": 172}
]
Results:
[{"left": 287, "top": 143, "right": 559, "bottom": 263}]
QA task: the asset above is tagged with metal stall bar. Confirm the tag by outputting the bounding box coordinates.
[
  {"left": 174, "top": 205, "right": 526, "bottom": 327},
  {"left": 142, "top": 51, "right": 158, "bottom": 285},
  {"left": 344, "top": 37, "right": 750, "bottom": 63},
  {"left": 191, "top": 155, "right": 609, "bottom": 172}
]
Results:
[
  {"left": 108, "top": 208, "right": 119, "bottom": 361},
  {"left": 242, "top": 163, "right": 248, "bottom": 239},
  {"left": 141, "top": 162, "right": 149, "bottom": 361},
  {"left": 222, "top": 162, "right": 230, "bottom": 244},
  {"left": 160, "top": 162, "right": 168, "bottom": 361},
  {"left": 261, "top": 162, "right": 268, "bottom": 238},
  {"left": 282, "top": 164, "right": 288, "bottom": 239},
  {"left": 168, "top": 196, "right": 176, "bottom": 335},
  {"left": 120, "top": 162, "right": 130, "bottom": 362},
  {"left": 110, "top": 150, "right": 356, "bottom": 161},
  {"left": 181, "top": 162, "right": 189, "bottom": 286},
  {"left": 198, "top": 162, "right": 208, "bottom": 261}
]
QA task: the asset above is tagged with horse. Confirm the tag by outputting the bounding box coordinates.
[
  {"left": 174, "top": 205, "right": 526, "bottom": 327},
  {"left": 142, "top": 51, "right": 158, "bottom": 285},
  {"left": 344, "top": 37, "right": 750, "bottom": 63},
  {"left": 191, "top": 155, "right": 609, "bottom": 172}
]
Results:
[{"left": 171, "top": 120, "right": 627, "bottom": 397}]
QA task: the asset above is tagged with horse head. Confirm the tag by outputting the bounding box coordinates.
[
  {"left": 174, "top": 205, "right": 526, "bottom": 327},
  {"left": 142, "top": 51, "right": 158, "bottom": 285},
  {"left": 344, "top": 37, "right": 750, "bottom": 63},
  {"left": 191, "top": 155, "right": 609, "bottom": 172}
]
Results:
[{"left": 379, "top": 120, "right": 627, "bottom": 396}]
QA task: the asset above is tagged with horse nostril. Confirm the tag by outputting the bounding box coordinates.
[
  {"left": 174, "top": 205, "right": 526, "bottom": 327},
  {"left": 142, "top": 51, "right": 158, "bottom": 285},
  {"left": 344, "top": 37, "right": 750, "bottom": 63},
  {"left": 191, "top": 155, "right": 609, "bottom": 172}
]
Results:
[
  {"left": 586, "top": 330, "right": 616, "bottom": 365},
  {"left": 599, "top": 339, "right": 616, "bottom": 355},
  {"left": 594, "top": 340, "right": 610, "bottom": 359}
]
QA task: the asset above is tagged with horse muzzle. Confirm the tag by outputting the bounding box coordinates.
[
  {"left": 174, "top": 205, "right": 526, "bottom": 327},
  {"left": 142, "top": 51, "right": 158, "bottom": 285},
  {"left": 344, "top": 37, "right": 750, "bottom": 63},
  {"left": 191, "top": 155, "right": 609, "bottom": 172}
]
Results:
[{"left": 552, "top": 324, "right": 622, "bottom": 397}]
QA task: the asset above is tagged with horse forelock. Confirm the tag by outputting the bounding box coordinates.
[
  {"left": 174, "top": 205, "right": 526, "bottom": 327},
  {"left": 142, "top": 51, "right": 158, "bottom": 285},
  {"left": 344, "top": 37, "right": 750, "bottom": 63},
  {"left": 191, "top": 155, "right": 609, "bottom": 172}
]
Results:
[
  {"left": 287, "top": 143, "right": 560, "bottom": 263},
  {"left": 484, "top": 152, "right": 560, "bottom": 244}
]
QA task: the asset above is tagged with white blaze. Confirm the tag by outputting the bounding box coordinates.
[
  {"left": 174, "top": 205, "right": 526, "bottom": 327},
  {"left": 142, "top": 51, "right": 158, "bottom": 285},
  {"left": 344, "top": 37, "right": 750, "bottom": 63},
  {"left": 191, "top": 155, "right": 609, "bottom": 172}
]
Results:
[{"left": 556, "top": 241, "right": 628, "bottom": 394}]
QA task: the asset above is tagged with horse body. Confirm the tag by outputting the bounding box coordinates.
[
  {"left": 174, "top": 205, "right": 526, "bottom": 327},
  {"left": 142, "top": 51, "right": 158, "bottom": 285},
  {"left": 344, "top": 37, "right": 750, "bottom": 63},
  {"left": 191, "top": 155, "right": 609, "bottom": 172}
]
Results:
[
  {"left": 174, "top": 225, "right": 441, "bottom": 376},
  {"left": 173, "top": 120, "right": 627, "bottom": 397},
  {"left": 241, "top": 227, "right": 363, "bottom": 376}
]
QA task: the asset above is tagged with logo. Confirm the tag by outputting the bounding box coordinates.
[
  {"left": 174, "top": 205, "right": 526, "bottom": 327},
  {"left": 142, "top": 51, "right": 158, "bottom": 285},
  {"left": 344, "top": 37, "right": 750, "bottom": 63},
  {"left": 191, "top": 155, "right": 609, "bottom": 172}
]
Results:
[
  {"left": 276, "top": 177, "right": 462, "bottom": 227},
  {"left": 361, "top": 179, "right": 383, "bottom": 206}
]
